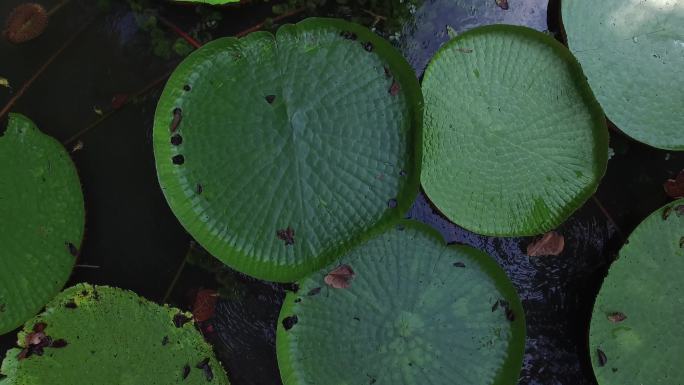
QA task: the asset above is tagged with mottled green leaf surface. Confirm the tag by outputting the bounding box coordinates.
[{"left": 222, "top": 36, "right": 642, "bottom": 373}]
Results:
[
  {"left": 563, "top": 0, "right": 684, "bottom": 150},
  {"left": 153, "top": 18, "right": 422, "bottom": 282},
  {"left": 0, "top": 284, "right": 229, "bottom": 385},
  {"left": 277, "top": 221, "right": 525, "bottom": 385},
  {"left": 421, "top": 25, "right": 608, "bottom": 236},
  {"left": 0, "top": 114, "right": 85, "bottom": 335},
  {"left": 589, "top": 199, "right": 684, "bottom": 384}
]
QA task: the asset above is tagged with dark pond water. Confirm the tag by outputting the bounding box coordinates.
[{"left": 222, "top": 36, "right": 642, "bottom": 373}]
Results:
[{"left": 1, "top": 0, "right": 682, "bottom": 384}]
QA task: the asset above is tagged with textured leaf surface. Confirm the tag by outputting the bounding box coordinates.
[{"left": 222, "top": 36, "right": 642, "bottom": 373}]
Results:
[
  {"left": 153, "top": 18, "right": 422, "bottom": 282},
  {"left": 0, "top": 284, "right": 229, "bottom": 385},
  {"left": 563, "top": 0, "right": 684, "bottom": 150},
  {"left": 589, "top": 199, "right": 684, "bottom": 384},
  {"left": 421, "top": 25, "right": 608, "bottom": 236},
  {"left": 277, "top": 221, "right": 525, "bottom": 385},
  {"left": 0, "top": 114, "right": 84, "bottom": 335}
]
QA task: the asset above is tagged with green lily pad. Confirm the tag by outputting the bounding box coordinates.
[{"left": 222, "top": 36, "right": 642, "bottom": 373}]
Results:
[
  {"left": 562, "top": 0, "right": 684, "bottom": 150},
  {"left": 589, "top": 199, "right": 684, "bottom": 384},
  {"left": 0, "top": 284, "right": 229, "bottom": 385},
  {"left": 153, "top": 18, "right": 422, "bottom": 282},
  {"left": 277, "top": 221, "right": 525, "bottom": 385},
  {"left": 421, "top": 25, "right": 608, "bottom": 236},
  {"left": 0, "top": 114, "right": 85, "bottom": 335}
]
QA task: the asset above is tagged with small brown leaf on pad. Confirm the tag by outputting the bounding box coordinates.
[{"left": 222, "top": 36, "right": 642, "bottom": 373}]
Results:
[
  {"left": 607, "top": 312, "right": 627, "bottom": 323},
  {"left": 526, "top": 231, "right": 565, "bottom": 257},
  {"left": 324, "top": 264, "right": 355, "bottom": 289}
]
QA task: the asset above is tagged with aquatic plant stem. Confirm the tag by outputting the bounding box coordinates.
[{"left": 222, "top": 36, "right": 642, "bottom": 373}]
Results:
[
  {"left": 157, "top": 14, "right": 202, "bottom": 49},
  {"left": 62, "top": 69, "right": 176, "bottom": 145},
  {"left": 0, "top": 20, "right": 91, "bottom": 120},
  {"left": 592, "top": 195, "right": 626, "bottom": 241},
  {"left": 162, "top": 242, "right": 193, "bottom": 303},
  {"left": 236, "top": 7, "right": 306, "bottom": 37},
  {"left": 47, "top": 0, "right": 73, "bottom": 17}
]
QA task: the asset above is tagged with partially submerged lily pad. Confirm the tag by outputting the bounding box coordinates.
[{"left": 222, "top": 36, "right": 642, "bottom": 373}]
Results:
[
  {"left": 421, "top": 25, "right": 608, "bottom": 236},
  {"left": 0, "top": 114, "right": 85, "bottom": 335},
  {"left": 589, "top": 199, "right": 684, "bottom": 384},
  {"left": 562, "top": 0, "right": 684, "bottom": 150},
  {"left": 153, "top": 18, "right": 422, "bottom": 282},
  {"left": 0, "top": 284, "right": 229, "bottom": 384},
  {"left": 277, "top": 221, "right": 525, "bottom": 385}
]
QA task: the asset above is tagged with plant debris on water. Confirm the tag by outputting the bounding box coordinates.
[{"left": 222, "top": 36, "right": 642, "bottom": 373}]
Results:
[
  {"left": 664, "top": 170, "right": 684, "bottom": 198},
  {"left": 526, "top": 231, "right": 565, "bottom": 257}
]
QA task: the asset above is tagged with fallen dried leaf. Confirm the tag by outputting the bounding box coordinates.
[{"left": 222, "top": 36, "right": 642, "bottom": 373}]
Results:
[
  {"left": 495, "top": 0, "right": 509, "bottom": 10},
  {"left": 192, "top": 289, "right": 218, "bottom": 323},
  {"left": 663, "top": 170, "right": 684, "bottom": 198},
  {"left": 526, "top": 231, "right": 565, "bottom": 257},
  {"left": 3, "top": 3, "right": 48, "bottom": 44},
  {"left": 324, "top": 264, "right": 355, "bottom": 289}
]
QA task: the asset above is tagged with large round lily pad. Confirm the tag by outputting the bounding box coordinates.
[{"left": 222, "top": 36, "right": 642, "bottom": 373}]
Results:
[
  {"left": 589, "top": 199, "right": 684, "bottom": 384},
  {"left": 0, "top": 114, "right": 85, "bottom": 335},
  {"left": 562, "top": 0, "right": 684, "bottom": 150},
  {"left": 277, "top": 221, "right": 525, "bottom": 385},
  {"left": 421, "top": 25, "right": 608, "bottom": 236},
  {"left": 0, "top": 284, "right": 229, "bottom": 385},
  {"left": 153, "top": 18, "right": 422, "bottom": 282}
]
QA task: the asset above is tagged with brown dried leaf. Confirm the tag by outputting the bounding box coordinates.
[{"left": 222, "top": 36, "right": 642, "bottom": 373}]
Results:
[
  {"left": 495, "top": 0, "right": 510, "bottom": 10},
  {"left": 663, "top": 170, "right": 684, "bottom": 199},
  {"left": 324, "top": 264, "right": 355, "bottom": 289},
  {"left": 3, "top": 3, "right": 48, "bottom": 44},
  {"left": 526, "top": 231, "right": 565, "bottom": 257}
]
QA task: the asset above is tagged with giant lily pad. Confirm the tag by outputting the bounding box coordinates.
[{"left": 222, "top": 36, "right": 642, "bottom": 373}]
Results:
[
  {"left": 0, "top": 114, "right": 85, "bottom": 335},
  {"left": 589, "top": 199, "right": 684, "bottom": 384},
  {"left": 562, "top": 0, "right": 684, "bottom": 150},
  {"left": 421, "top": 25, "right": 608, "bottom": 236},
  {"left": 0, "top": 284, "right": 229, "bottom": 384},
  {"left": 153, "top": 18, "right": 422, "bottom": 282},
  {"left": 277, "top": 221, "right": 525, "bottom": 385}
]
